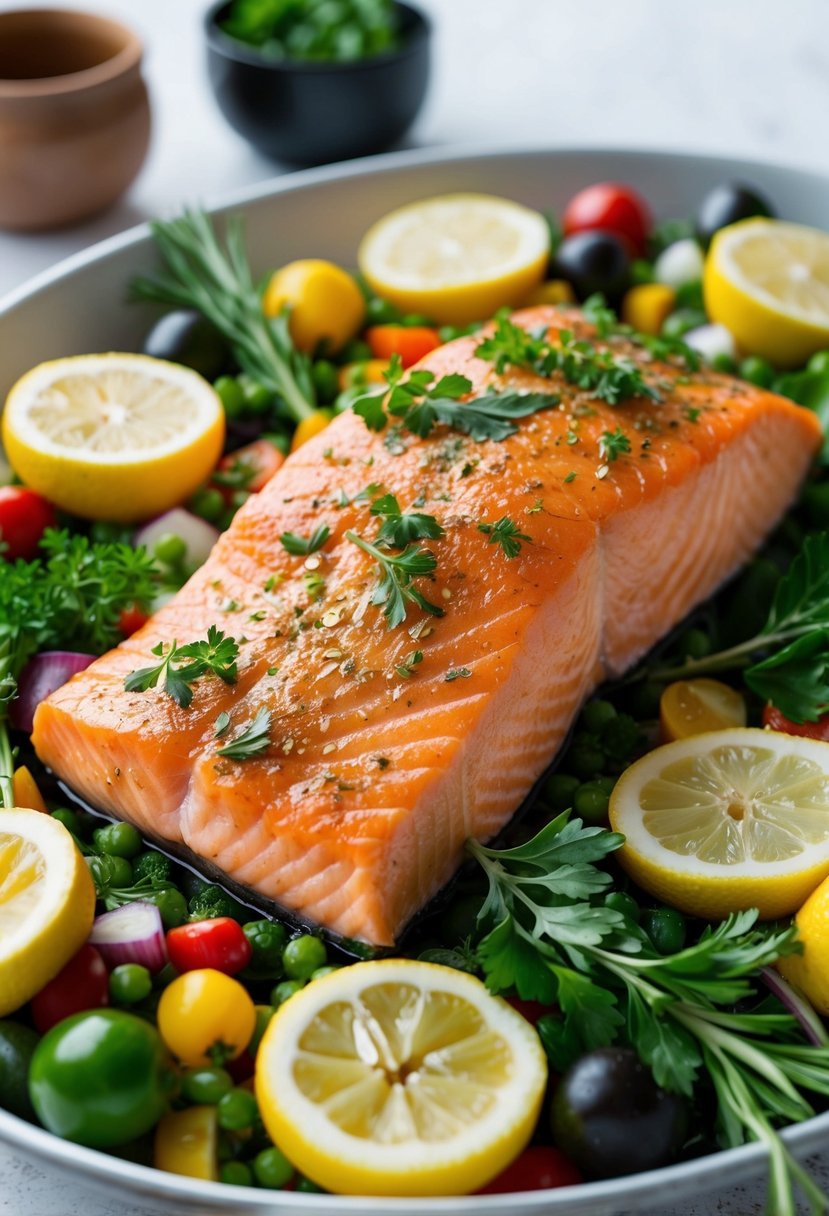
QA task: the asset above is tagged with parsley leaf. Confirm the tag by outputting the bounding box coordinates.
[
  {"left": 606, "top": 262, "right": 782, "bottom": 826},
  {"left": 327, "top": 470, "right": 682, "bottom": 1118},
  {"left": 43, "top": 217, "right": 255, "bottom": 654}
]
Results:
[
  {"left": 370, "top": 493, "right": 445, "bottom": 546},
  {"left": 478, "top": 516, "right": 532, "bottom": 558},
  {"left": 124, "top": 626, "right": 239, "bottom": 709},
  {"left": 279, "top": 524, "right": 330, "bottom": 556},
  {"left": 345, "top": 531, "right": 444, "bottom": 629},
  {"left": 598, "top": 426, "right": 632, "bottom": 463},
  {"left": 216, "top": 706, "right": 272, "bottom": 760}
]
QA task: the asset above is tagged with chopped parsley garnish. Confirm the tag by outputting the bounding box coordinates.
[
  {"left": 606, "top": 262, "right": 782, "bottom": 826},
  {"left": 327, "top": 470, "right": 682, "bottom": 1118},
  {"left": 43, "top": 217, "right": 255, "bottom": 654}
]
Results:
[
  {"left": 598, "top": 427, "right": 632, "bottom": 463},
  {"left": 395, "top": 650, "right": 423, "bottom": 678},
  {"left": 214, "top": 711, "right": 231, "bottom": 737},
  {"left": 279, "top": 524, "right": 330, "bottom": 556},
  {"left": 445, "top": 667, "right": 472, "bottom": 681},
  {"left": 216, "top": 706, "right": 272, "bottom": 760},
  {"left": 345, "top": 531, "right": 444, "bottom": 630},
  {"left": 564, "top": 471, "right": 577, "bottom": 484},
  {"left": 370, "top": 493, "right": 445, "bottom": 546},
  {"left": 478, "top": 516, "right": 532, "bottom": 559},
  {"left": 684, "top": 406, "right": 702, "bottom": 423},
  {"left": 124, "top": 626, "right": 239, "bottom": 709}
]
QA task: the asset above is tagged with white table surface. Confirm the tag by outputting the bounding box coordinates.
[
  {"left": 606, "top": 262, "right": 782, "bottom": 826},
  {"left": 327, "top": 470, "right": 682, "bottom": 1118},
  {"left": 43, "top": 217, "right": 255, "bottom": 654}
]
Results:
[{"left": 2, "top": 0, "right": 829, "bottom": 1210}]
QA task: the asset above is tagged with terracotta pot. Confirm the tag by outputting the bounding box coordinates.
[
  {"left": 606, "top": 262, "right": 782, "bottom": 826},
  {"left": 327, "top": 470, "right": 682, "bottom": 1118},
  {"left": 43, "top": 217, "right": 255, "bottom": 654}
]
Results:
[{"left": 0, "top": 8, "right": 151, "bottom": 232}]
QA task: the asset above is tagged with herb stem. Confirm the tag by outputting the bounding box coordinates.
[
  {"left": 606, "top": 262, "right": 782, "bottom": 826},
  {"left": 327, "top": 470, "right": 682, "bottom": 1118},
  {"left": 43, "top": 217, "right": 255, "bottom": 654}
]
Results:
[
  {"left": 643, "top": 627, "right": 813, "bottom": 684},
  {"left": 0, "top": 719, "right": 14, "bottom": 810}
]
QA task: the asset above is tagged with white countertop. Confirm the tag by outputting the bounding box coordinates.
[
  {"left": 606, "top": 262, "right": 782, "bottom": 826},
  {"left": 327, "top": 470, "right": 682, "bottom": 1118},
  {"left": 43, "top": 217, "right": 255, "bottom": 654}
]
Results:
[{"left": 2, "top": 0, "right": 829, "bottom": 1211}]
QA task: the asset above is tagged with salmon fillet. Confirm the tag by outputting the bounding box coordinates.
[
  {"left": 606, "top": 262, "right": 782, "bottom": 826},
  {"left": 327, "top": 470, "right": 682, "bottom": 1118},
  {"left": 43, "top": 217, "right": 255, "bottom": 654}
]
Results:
[{"left": 32, "top": 307, "right": 822, "bottom": 945}]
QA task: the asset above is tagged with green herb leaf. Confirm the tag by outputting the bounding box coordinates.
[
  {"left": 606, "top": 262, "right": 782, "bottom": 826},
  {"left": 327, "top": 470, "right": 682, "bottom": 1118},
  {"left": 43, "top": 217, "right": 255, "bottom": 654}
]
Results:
[
  {"left": 125, "top": 626, "right": 239, "bottom": 708},
  {"left": 216, "top": 706, "right": 272, "bottom": 760},
  {"left": 746, "top": 631, "right": 829, "bottom": 723},
  {"left": 279, "top": 524, "right": 331, "bottom": 556},
  {"left": 370, "top": 493, "right": 445, "bottom": 546},
  {"left": 477, "top": 516, "right": 533, "bottom": 559},
  {"left": 345, "top": 530, "right": 444, "bottom": 629},
  {"left": 598, "top": 426, "right": 632, "bottom": 463}
]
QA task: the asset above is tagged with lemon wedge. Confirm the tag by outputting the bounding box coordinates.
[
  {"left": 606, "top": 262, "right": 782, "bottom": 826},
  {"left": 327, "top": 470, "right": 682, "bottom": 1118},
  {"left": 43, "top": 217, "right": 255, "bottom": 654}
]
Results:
[
  {"left": 2, "top": 353, "right": 225, "bottom": 523},
  {"left": 358, "top": 194, "right": 550, "bottom": 326},
  {"left": 777, "top": 874, "right": 829, "bottom": 1013},
  {"left": 255, "top": 959, "right": 547, "bottom": 1196},
  {"left": 608, "top": 728, "right": 829, "bottom": 920},
  {"left": 704, "top": 219, "right": 829, "bottom": 367},
  {"left": 0, "top": 808, "right": 95, "bottom": 1016},
  {"left": 659, "top": 679, "right": 747, "bottom": 742}
]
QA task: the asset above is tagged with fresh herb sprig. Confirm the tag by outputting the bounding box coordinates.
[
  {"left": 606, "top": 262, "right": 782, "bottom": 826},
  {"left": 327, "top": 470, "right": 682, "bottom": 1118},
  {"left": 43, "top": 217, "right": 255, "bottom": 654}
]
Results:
[
  {"left": 345, "top": 531, "right": 443, "bottom": 629},
  {"left": 478, "top": 516, "right": 532, "bottom": 558},
  {"left": 130, "top": 210, "right": 316, "bottom": 424},
  {"left": 216, "top": 706, "right": 272, "bottom": 760},
  {"left": 352, "top": 355, "right": 559, "bottom": 442},
  {"left": 468, "top": 816, "right": 829, "bottom": 1216},
  {"left": 280, "top": 524, "right": 331, "bottom": 556},
  {"left": 124, "top": 626, "right": 239, "bottom": 709},
  {"left": 647, "top": 532, "right": 829, "bottom": 722},
  {"left": 598, "top": 427, "right": 632, "bottom": 463},
  {"left": 370, "top": 493, "right": 445, "bottom": 546}
]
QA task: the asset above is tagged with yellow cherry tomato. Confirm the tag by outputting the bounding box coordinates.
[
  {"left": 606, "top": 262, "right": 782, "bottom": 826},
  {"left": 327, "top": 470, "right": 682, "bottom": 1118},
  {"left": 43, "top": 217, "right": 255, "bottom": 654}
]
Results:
[
  {"left": 263, "top": 259, "right": 365, "bottom": 354},
  {"left": 522, "top": 279, "right": 576, "bottom": 307},
  {"left": 12, "top": 766, "right": 48, "bottom": 813},
  {"left": 154, "top": 1106, "right": 218, "bottom": 1181},
  {"left": 621, "top": 283, "right": 676, "bottom": 336},
  {"left": 337, "top": 359, "right": 391, "bottom": 392},
  {"left": 157, "top": 969, "right": 255, "bottom": 1067},
  {"left": 291, "top": 408, "right": 334, "bottom": 452},
  {"left": 659, "top": 678, "right": 747, "bottom": 742}
]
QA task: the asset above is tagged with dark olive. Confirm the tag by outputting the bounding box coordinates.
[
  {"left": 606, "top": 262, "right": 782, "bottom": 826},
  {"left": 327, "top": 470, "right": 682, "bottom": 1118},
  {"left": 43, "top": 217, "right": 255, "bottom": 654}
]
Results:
[
  {"left": 142, "top": 310, "right": 230, "bottom": 380},
  {"left": 551, "top": 1048, "right": 686, "bottom": 1178},
  {"left": 695, "top": 182, "right": 774, "bottom": 247},
  {"left": 550, "top": 231, "right": 630, "bottom": 303}
]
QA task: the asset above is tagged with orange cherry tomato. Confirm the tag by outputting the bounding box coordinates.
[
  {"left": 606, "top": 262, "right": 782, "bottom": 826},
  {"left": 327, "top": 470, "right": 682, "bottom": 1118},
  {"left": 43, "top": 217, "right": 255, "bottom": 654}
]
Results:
[
  {"left": 365, "top": 325, "right": 441, "bottom": 368},
  {"left": 763, "top": 703, "right": 829, "bottom": 741}
]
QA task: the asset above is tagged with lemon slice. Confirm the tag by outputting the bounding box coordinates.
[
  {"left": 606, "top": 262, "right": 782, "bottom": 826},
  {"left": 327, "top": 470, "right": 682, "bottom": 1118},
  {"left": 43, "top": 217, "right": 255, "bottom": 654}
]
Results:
[
  {"left": 704, "top": 219, "right": 829, "bottom": 367},
  {"left": 609, "top": 728, "right": 829, "bottom": 919},
  {"left": 255, "top": 959, "right": 547, "bottom": 1196},
  {"left": 659, "top": 679, "right": 747, "bottom": 742},
  {"left": 2, "top": 353, "right": 225, "bottom": 523},
  {"left": 0, "top": 808, "right": 96, "bottom": 1016},
  {"left": 358, "top": 194, "right": 550, "bottom": 326}
]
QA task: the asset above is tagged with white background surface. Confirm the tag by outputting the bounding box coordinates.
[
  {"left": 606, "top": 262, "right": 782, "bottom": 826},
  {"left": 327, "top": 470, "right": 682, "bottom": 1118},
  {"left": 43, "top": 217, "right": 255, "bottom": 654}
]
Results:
[{"left": 2, "top": 0, "right": 829, "bottom": 1211}]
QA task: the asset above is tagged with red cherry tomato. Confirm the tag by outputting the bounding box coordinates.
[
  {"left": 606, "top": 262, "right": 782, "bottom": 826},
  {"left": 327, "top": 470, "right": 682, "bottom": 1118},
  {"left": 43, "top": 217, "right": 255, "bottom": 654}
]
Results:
[
  {"left": 0, "top": 486, "right": 57, "bottom": 561},
  {"left": 562, "top": 182, "right": 652, "bottom": 256},
  {"left": 506, "top": 997, "right": 554, "bottom": 1026},
  {"left": 762, "top": 703, "right": 829, "bottom": 741},
  {"left": 479, "top": 1146, "right": 583, "bottom": 1193},
  {"left": 31, "top": 943, "right": 109, "bottom": 1033},
  {"left": 118, "top": 605, "right": 150, "bottom": 637},
  {"left": 214, "top": 439, "right": 284, "bottom": 501},
  {"left": 166, "top": 917, "right": 252, "bottom": 976},
  {"left": 365, "top": 325, "right": 441, "bottom": 368}
]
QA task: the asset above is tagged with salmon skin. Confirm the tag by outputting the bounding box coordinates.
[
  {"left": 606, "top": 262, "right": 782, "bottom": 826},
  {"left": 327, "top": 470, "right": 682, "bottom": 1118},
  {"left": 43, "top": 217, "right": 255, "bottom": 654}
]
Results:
[{"left": 33, "top": 307, "right": 822, "bottom": 945}]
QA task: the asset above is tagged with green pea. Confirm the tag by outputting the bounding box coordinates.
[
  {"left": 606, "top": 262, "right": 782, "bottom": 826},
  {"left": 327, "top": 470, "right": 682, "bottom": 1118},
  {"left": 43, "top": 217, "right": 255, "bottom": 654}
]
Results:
[
  {"left": 153, "top": 532, "right": 187, "bottom": 567},
  {"left": 573, "top": 781, "right": 611, "bottom": 824},
  {"left": 188, "top": 486, "right": 225, "bottom": 524},
  {"left": 96, "top": 854, "right": 133, "bottom": 888},
  {"left": 249, "top": 1006, "right": 275, "bottom": 1055},
  {"left": 150, "top": 887, "right": 188, "bottom": 929},
  {"left": 567, "top": 733, "right": 605, "bottom": 780},
  {"left": 401, "top": 312, "right": 435, "bottom": 327},
  {"left": 310, "top": 966, "right": 341, "bottom": 980},
  {"left": 680, "top": 628, "right": 711, "bottom": 660},
  {"left": 710, "top": 353, "right": 737, "bottom": 374},
  {"left": 581, "top": 699, "right": 616, "bottom": 733},
  {"left": 214, "top": 376, "right": 246, "bottom": 419},
  {"left": 182, "top": 1066, "right": 233, "bottom": 1105},
  {"left": 238, "top": 375, "right": 273, "bottom": 413},
  {"left": 92, "top": 821, "right": 142, "bottom": 859},
  {"left": 808, "top": 351, "right": 829, "bottom": 375},
  {"left": 739, "top": 355, "right": 775, "bottom": 388},
  {"left": 295, "top": 1176, "right": 325, "bottom": 1193},
  {"left": 366, "top": 296, "right": 400, "bottom": 325},
  {"left": 220, "top": 1161, "right": 253, "bottom": 1186},
  {"left": 661, "top": 308, "right": 707, "bottom": 340},
  {"left": 109, "top": 964, "right": 152, "bottom": 1005},
  {"left": 244, "top": 920, "right": 288, "bottom": 976},
  {"left": 252, "top": 1145, "right": 294, "bottom": 1189},
  {"left": 606, "top": 891, "right": 640, "bottom": 922},
  {"left": 271, "top": 979, "right": 304, "bottom": 1007},
  {"left": 283, "top": 935, "right": 327, "bottom": 980},
  {"left": 51, "top": 808, "right": 81, "bottom": 836},
  {"left": 544, "top": 773, "right": 580, "bottom": 811},
  {"left": 643, "top": 907, "right": 687, "bottom": 955},
  {"left": 312, "top": 360, "right": 339, "bottom": 404},
  {"left": 217, "top": 1087, "right": 259, "bottom": 1131}
]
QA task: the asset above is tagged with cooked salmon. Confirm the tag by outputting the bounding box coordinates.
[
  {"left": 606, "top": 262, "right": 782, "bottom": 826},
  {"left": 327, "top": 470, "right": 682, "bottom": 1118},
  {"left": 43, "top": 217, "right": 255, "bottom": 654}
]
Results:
[{"left": 32, "top": 307, "right": 822, "bottom": 945}]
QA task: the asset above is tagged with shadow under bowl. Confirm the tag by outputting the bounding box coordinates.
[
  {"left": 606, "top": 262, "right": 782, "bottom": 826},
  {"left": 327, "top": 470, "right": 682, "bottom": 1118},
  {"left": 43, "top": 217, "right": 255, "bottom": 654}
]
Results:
[{"left": 204, "top": 0, "right": 431, "bottom": 166}]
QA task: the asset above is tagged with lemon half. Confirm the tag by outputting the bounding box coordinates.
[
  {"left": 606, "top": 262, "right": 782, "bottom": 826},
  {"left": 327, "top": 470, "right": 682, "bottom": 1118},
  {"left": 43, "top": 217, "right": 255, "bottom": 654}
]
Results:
[
  {"left": 2, "top": 353, "right": 225, "bottom": 523},
  {"left": 0, "top": 808, "right": 95, "bottom": 1016},
  {"left": 255, "top": 959, "right": 547, "bottom": 1196},
  {"left": 705, "top": 219, "right": 829, "bottom": 367},
  {"left": 358, "top": 194, "right": 550, "bottom": 326},
  {"left": 609, "top": 727, "right": 829, "bottom": 919}
]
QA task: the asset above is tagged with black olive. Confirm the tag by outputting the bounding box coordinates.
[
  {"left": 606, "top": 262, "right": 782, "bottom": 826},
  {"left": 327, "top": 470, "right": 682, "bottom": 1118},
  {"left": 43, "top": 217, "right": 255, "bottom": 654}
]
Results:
[
  {"left": 142, "top": 309, "right": 230, "bottom": 380},
  {"left": 695, "top": 182, "right": 775, "bottom": 247},
  {"left": 550, "top": 230, "right": 630, "bottom": 303},
  {"left": 551, "top": 1047, "right": 686, "bottom": 1179}
]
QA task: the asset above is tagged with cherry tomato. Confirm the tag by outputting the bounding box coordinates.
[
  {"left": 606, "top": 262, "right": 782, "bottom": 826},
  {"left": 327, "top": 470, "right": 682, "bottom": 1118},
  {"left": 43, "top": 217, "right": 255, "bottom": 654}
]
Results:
[
  {"left": 478, "top": 1146, "right": 582, "bottom": 1193},
  {"left": 118, "top": 605, "right": 150, "bottom": 637},
  {"left": 0, "top": 486, "right": 56, "bottom": 561},
  {"left": 763, "top": 703, "right": 829, "bottom": 741},
  {"left": 562, "top": 182, "right": 652, "bottom": 256},
  {"left": 157, "top": 969, "right": 255, "bottom": 1067},
  {"left": 166, "top": 918, "right": 252, "bottom": 976},
  {"left": 214, "top": 439, "right": 284, "bottom": 501},
  {"left": 506, "top": 997, "right": 553, "bottom": 1026},
  {"left": 365, "top": 325, "right": 441, "bottom": 368},
  {"left": 31, "top": 944, "right": 109, "bottom": 1034}
]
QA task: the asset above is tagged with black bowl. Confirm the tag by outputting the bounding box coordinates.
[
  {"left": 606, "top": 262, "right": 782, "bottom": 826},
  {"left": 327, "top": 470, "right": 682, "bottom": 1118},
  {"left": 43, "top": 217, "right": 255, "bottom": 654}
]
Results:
[{"left": 204, "top": 0, "right": 431, "bottom": 166}]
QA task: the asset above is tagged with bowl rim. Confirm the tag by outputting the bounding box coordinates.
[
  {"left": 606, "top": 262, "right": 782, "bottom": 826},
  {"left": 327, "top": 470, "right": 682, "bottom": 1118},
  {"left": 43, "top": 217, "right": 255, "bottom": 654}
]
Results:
[
  {"left": 0, "top": 7, "right": 143, "bottom": 100},
  {"left": 204, "top": 0, "right": 431, "bottom": 75}
]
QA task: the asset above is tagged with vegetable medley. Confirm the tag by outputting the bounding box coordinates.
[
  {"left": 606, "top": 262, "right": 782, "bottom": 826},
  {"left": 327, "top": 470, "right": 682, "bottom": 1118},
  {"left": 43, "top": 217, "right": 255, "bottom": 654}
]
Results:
[{"left": 6, "top": 175, "right": 829, "bottom": 1210}]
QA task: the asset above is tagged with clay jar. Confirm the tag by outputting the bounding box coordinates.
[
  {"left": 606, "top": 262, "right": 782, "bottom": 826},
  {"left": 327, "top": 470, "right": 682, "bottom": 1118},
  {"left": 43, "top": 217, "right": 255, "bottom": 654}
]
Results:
[{"left": 0, "top": 9, "right": 151, "bottom": 231}]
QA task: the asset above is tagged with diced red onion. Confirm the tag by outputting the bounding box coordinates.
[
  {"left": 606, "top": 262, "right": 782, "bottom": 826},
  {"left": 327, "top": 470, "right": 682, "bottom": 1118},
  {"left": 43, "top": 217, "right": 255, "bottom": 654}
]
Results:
[
  {"left": 10, "top": 650, "right": 96, "bottom": 733},
  {"left": 134, "top": 508, "right": 220, "bottom": 570},
  {"left": 89, "top": 901, "right": 169, "bottom": 974}
]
